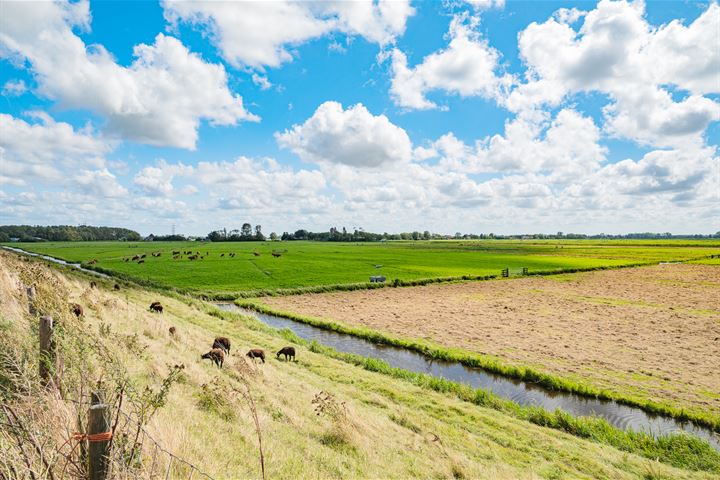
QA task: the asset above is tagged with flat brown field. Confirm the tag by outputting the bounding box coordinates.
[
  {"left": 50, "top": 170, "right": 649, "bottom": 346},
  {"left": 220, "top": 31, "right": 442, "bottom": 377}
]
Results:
[{"left": 262, "top": 264, "right": 720, "bottom": 417}]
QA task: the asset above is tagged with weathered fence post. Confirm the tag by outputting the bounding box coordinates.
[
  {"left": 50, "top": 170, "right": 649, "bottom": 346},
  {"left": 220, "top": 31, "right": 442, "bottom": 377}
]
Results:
[
  {"left": 27, "top": 285, "right": 37, "bottom": 315},
  {"left": 88, "top": 403, "right": 111, "bottom": 480},
  {"left": 39, "top": 315, "right": 55, "bottom": 384}
]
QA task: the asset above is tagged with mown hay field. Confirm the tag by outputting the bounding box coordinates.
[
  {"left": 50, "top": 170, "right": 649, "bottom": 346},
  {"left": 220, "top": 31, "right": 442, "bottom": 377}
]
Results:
[
  {"left": 261, "top": 263, "right": 720, "bottom": 428},
  {"left": 7, "top": 239, "right": 719, "bottom": 295}
]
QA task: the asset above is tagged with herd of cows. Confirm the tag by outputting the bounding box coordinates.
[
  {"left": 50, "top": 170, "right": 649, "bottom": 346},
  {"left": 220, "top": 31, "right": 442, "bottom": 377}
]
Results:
[{"left": 118, "top": 249, "right": 284, "bottom": 264}]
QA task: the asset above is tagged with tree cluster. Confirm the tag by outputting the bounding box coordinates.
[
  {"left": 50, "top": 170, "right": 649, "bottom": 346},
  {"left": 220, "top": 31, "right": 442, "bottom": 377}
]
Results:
[
  {"left": 0, "top": 225, "right": 142, "bottom": 242},
  {"left": 207, "top": 224, "right": 265, "bottom": 242}
]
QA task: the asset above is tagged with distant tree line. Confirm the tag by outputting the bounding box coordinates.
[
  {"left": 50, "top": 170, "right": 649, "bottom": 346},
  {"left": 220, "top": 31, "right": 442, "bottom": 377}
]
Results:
[{"left": 0, "top": 225, "right": 142, "bottom": 242}]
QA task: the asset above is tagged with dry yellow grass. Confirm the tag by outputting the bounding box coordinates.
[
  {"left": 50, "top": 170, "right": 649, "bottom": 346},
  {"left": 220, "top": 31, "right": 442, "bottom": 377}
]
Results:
[{"left": 1, "top": 252, "right": 716, "bottom": 479}]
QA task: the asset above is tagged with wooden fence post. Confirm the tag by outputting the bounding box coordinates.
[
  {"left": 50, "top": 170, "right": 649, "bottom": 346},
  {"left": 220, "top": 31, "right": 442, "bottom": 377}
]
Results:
[
  {"left": 27, "top": 285, "right": 36, "bottom": 315},
  {"left": 39, "top": 316, "right": 55, "bottom": 384},
  {"left": 88, "top": 403, "right": 110, "bottom": 480}
]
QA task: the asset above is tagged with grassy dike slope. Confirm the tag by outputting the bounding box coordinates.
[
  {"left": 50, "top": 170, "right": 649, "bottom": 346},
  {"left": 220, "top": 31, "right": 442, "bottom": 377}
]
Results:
[{"left": 0, "top": 252, "right": 717, "bottom": 479}]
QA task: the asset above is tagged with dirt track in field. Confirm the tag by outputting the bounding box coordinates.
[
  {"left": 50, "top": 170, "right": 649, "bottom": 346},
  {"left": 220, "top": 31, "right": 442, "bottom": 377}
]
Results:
[{"left": 263, "top": 264, "right": 720, "bottom": 416}]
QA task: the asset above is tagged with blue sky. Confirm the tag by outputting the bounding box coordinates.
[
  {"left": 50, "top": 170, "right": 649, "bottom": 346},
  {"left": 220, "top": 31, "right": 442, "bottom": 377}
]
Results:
[{"left": 0, "top": 0, "right": 718, "bottom": 236}]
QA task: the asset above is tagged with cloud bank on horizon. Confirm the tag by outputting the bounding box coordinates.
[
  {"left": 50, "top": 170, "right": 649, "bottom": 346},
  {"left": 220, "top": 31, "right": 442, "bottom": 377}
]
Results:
[{"left": 0, "top": 0, "right": 718, "bottom": 235}]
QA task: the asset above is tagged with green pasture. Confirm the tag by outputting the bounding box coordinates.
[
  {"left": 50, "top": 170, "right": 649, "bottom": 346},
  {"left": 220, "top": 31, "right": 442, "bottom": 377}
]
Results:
[{"left": 6, "top": 240, "right": 719, "bottom": 294}]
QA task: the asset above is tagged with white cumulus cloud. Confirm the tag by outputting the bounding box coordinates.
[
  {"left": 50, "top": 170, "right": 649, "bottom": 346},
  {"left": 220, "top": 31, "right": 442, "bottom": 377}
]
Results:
[
  {"left": 276, "top": 101, "right": 413, "bottom": 167},
  {"left": 389, "top": 13, "right": 512, "bottom": 110},
  {"left": 0, "top": 0, "right": 258, "bottom": 149},
  {"left": 162, "top": 0, "right": 414, "bottom": 69}
]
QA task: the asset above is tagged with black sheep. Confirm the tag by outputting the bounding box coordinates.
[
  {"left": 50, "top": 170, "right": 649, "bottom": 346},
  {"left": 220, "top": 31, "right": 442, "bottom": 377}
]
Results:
[
  {"left": 212, "top": 336, "right": 231, "bottom": 355},
  {"left": 149, "top": 302, "right": 163, "bottom": 313},
  {"left": 201, "top": 348, "right": 225, "bottom": 368},
  {"left": 276, "top": 346, "right": 296, "bottom": 361},
  {"left": 246, "top": 349, "right": 265, "bottom": 363}
]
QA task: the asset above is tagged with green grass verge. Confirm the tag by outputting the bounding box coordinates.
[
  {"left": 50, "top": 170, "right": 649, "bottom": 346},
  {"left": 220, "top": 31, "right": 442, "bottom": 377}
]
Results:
[
  {"left": 238, "top": 300, "right": 720, "bottom": 433},
  {"left": 203, "top": 302, "right": 720, "bottom": 473}
]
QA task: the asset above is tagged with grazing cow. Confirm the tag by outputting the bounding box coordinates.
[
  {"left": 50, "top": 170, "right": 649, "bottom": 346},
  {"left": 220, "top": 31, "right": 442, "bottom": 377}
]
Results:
[
  {"left": 169, "top": 326, "right": 177, "bottom": 337},
  {"left": 188, "top": 255, "right": 198, "bottom": 260},
  {"left": 246, "top": 349, "right": 265, "bottom": 363},
  {"left": 172, "top": 250, "right": 180, "bottom": 255},
  {"left": 69, "top": 303, "right": 83, "bottom": 318},
  {"left": 114, "top": 284, "right": 121, "bottom": 291},
  {"left": 201, "top": 348, "right": 225, "bottom": 368},
  {"left": 276, "top": 346, "right": 296, "bottom": 361},
  {"left": 90, "top": 281, "right": 97, "bottom": 289},
  {"left": 212, "top": 336, "right": 231, "bottom": 355},
  {"left": 124, "top": 258, "right": 129, "bottom": 262},
  {"left": 253, "top": 251, "right": 261, "bottom": 257},
  {"left": 140, "top": 254, "right": 147, "bottom": 259},
  {"left": 220, "top": 253, "right": 225, "bottom": 257},
  {"left": 149, "top": 302, "right": 163, "bottom": 313},
  {"left": 138, "top": 260, "right": 145, "bottom": 264},
  {"left": 132, "top": 255, "right": 140, "bottom": 261},
  {"left": 272, "top": 252, "right": 282, "bottom": 258}
]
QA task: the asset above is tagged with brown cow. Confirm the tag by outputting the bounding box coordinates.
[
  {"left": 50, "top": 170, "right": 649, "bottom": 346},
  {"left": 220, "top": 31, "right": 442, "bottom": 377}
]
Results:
[
  {"left": 276, "top": 346, "right": 296, "bottom": 361},
  {"left": 149, "top": 302, "right": 163, "bottom": 313},
  {"left": 140, "top": 254, "right": 147, "bottom": 259},
  {"left": 132, "top": 255, "right": 140, "bottom": 261},
  {"left": 169, "top": 326, "right": 177, "bottom": 337},
  {"left": 212, "top": 336, "right": 231, "bottom": 355},
  {"left": 138, "top": 260, "right": 145, "bottom": 264},
  {"left": 113, "top": 283, "right": 121, "bottom": 291},
  {"left": 69, "top": 303, "right": 83, "bottom": 318},
  {"left": 253, "top": 251, "right": 261, "bottom": 257},
  {"left": 201, "top": 348, "right": 225, "bottom": 368},
  {"left": 246, "top": 349, "right": 265, "bottom": 363},
  {"left": 272, "top": 252, "right": 282, "bottom": 258}
]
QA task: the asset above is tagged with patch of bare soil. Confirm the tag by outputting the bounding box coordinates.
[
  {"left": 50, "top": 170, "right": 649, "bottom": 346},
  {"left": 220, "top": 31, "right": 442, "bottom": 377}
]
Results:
[{"left": 263, "top": 264, "right": 720, "bottom": 416}]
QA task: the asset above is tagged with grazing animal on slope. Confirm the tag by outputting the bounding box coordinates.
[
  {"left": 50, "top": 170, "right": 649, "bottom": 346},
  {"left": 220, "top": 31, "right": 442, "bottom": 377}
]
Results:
[
  {"left": 69, "top": 303, "right": 84, "bottom": 318},
  {"left": 169, "top": 326, "right": 177, "bottom": 337},
  {"left": 89, "top": 281, "right": 97, "bottom": 289},
  {"left": 132, "top": 255, "right": 140, "bottom": 261},
  {"left": 272, "top": 252, "right": 281, "bottom": 258},
  {"left": 246, "top": 349, "right": 265, "bottom": 363},
  {"left": 149, "top": 302, "right": 163, "bottom": 313},
  {"left": 137, "top": 260, "right": 145, "bottom": 264},
  {"left": 212, "top": 336, "right": 231, "bottom": 355},
  {"left": 253, "top": 251, "right": 261, "bottom": 256},
  {"left": 114, "top": 283, "right": 121, "bottom": 291},
  {"left": 276, "top": 346, "right": 296, "bottom": 361},
  {"left": 201, "top": 348, "right": 225, "bottom": 368}
]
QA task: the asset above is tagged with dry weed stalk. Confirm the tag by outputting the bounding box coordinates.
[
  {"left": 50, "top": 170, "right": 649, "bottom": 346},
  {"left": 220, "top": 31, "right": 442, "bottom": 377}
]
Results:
[{"left": 229, "top": 359, "right": 266, "bottom": 480}]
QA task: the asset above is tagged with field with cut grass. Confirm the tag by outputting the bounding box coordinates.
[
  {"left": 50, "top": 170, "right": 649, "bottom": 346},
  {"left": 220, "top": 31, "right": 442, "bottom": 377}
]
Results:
[
  {"left": 2, "top": 251, "right": 720, "bottom": 479},
  {"left": 260, "top": 263, "right": 720, "bottom": 430},
  {"left": 6, "top": 239, "right": 719, "bottom": 295}
]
